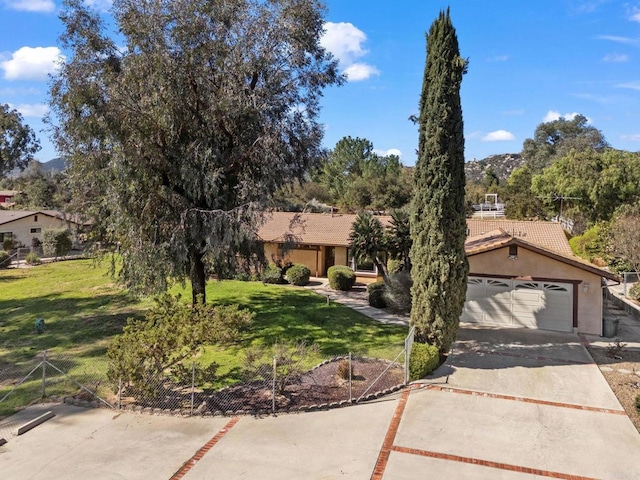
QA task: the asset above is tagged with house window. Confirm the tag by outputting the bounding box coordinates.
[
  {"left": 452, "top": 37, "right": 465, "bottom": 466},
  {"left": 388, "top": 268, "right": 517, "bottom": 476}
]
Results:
[
  {"left": 30, "top": 228, "right": 42, "bottom": 234},
  {"left": 0, "top": 232, "right": 12, "bottom": 242},
  {"left": 347, "top": 249, "right": 377, "bottom": 273},
  {"left": 34, "top": 215, "right": 38, "bottom": 222},
  {"left": 509, "top": 245, "right": 518, "bottom": 256}
]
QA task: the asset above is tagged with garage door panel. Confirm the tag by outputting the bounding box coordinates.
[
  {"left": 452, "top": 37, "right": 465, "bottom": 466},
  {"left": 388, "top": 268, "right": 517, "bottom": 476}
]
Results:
[{"left": 463, "top": 277, "right": 573, "bottom": 332}]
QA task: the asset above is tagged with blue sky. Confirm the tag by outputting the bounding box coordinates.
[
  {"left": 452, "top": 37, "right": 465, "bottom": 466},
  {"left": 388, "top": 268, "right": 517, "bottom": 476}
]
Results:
[{"left": 1, "top": 0, "right": 639, "bottom": 166}]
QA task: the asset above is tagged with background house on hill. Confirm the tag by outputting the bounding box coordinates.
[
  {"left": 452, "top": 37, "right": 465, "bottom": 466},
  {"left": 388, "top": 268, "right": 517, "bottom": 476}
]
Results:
[
  {"left": 0, "top": 210, "right": 87, "bottom": 248},
  {"left": 0, "top": 190, "right": 18, "bottom": 208}
]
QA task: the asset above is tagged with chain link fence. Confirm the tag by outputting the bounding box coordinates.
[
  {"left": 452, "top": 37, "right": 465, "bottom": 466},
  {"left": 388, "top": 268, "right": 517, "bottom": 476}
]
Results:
[
  {"left": 0, "top": 352, "right": 112, "bottom": 439},
  {"left": 1, "top": 328, "right": 415, "bottom": 430}
]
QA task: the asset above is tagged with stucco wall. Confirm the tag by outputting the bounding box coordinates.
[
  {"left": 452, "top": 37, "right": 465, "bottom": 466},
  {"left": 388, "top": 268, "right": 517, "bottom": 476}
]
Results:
[
  {"left": 264, "top": 243, "right": 321, "bottom": 276},
  {"left": 468, "top": 246, "right": 604, "bottom": 335},
  {"left": 0, "top": 214, "right": 78, "bottom": 248}
]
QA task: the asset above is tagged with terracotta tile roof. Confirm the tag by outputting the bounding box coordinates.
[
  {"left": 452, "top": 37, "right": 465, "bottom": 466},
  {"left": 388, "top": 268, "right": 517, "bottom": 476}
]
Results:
[
  {"left": 465, "top": 228, "right": 620, "bottom": 282},
  {"left": 257, "top": 212, "right": 391, "bottom": 247},
  {"left": 259, "top": 214, "right": 574, "bottom": 255},
  {"left": 466, "top": 219, "right": 573, "bottom": 256}
]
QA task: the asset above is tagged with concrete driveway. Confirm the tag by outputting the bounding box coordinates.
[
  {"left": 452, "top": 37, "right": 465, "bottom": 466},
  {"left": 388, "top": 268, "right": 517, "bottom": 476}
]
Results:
[{"left": 2, "top": 325, "right": 639, "bottom": 479}]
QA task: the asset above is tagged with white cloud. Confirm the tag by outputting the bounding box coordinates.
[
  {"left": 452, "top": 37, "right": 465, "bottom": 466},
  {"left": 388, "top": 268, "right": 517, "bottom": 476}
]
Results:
[
  {"left": 374, "top": 148, "right": 402, "bottom": 158},
  {"left": 616, "top": 81, "right": 640, "bottom": 91},
  {"left": 344, "top": 63, "right": 380, "bottom": 81},
  {"left": 488, "top": 55, "right": 509, "bottom": 62},
  {"left": 482, "top": 130, "right": 515, "bottom": 142},
  {"left": 83, "top": 0, "right": 112, "bottom": 12},
  {"left": 2, "top": 0, "right": 55, "bottom": 13},
  {"left": 629, "top": 7, "right": 640, "bottom": 23},
  {"left": 542, "top": 110, "right": 590, "bottom": 123},
  {"left": 621, "top": 133, "right": 640, "bottom": 141},
  {"left": 1, "top": 46, "right": 65, "bottom": 81},
  {"left": 321, "top": 22, "right": 379, "bottom": 82},
  {"left": 596, "top": 35, "right": 640, "bottom": 46},
  {"left": 603, "top": 53, "right": 628, "bottom": 62},
  {"left": 10, "top": 103, "right": 48, "bottom": 118}
]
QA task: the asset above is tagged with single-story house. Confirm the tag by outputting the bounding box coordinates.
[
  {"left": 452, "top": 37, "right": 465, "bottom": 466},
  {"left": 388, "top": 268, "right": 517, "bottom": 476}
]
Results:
[
  {"left": 0, "top": 210, "right": 87, "bottom": 248},
  {"left": 258, "top": 212, "right": 390, "bottom": 281},
  {"left": 258, "top": 212, "right": 619, "bottom": 336}
]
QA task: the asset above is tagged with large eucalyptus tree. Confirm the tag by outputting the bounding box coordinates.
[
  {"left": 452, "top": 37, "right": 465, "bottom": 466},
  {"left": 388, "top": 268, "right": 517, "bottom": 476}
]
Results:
[{"left": 50, "top": 0, "right": 342, "bottom": 303}]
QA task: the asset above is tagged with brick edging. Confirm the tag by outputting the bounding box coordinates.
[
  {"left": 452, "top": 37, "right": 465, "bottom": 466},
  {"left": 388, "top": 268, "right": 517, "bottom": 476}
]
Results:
[
  {"left": 390, "top": 445, "right": 600, "bottom": 480},
  {"left": 169, "top": 417, "right": 239, "bottom": 480},
  {"left": 420, "top": 384, "right": 626, "bottom": 415},
  {"left": 370, "top": 388, "right": 410, "bottom": 480}
]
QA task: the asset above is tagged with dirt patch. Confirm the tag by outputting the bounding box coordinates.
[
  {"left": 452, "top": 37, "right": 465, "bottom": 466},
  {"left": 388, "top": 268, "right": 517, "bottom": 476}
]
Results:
[
  {"left": 119, "top": 357, "right": 405, "bottom": 414},
  {"left": 587, "top": 344, "right": 640, "bottom": 432}
]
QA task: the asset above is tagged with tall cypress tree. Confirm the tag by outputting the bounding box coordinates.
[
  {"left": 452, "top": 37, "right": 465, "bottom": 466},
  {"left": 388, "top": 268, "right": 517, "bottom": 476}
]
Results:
[{"left": 410, "top": 9, "right": 468, "bottom": 353}]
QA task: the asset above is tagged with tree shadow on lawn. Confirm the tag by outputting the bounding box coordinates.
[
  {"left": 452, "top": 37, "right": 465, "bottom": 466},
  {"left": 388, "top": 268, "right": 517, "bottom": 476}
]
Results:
[
  {"left": 229, "top": 291, "right": 407, "bottom": 356},
  {"left": 0, "top": 291, "right": 143, "bottom": 365}
]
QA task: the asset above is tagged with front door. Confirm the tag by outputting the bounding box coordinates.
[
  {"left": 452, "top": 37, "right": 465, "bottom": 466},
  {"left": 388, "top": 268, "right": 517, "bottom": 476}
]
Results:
[{"left": 324, "top": 247, "right": 335, "bottom": 275}]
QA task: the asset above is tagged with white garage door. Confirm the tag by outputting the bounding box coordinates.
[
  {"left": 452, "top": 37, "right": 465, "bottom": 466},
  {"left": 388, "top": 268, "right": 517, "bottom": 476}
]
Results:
[{"left": 461, "top": 277, "right": 574, "bottom": 332}]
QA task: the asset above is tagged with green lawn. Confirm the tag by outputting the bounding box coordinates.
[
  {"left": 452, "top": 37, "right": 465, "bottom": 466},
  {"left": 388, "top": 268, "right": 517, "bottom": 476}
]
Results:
[{"left": 0, "top": 260, "right": 407, "bottom": 417}]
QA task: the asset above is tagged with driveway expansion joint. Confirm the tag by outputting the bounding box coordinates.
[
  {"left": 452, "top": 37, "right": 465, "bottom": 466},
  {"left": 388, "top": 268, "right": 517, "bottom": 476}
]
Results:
[{"left": 420, "top": 384, "right": 627, "bottom": 415}]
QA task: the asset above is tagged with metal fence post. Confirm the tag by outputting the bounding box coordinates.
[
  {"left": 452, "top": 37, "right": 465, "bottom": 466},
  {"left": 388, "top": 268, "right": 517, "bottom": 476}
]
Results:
[
  {"left": 348, "top": 352, "right": 352, "bottom": 403},
  {"left": 41, "top": 350, "right": 47, "bottom": 398},
  {"left": 118, "top": 378, "right": 122, "bottom": 410},
  {"left": 190, "top": 361, "right": 195, "bottom": 416},
  {"left": 272, "top": 356, "right": 277, "bottom": 414}
]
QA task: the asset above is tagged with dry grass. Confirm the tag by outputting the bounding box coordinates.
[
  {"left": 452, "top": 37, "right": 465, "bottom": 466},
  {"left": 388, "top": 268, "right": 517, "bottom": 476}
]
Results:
[{"left": 587, "top": 345, "right": 640, "bottom": 432}]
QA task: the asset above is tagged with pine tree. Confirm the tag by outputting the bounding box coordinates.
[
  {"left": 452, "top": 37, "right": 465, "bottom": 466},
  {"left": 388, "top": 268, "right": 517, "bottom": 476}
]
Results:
[{"left": 410, "top": 9, "right": 468, "bottom": 353}]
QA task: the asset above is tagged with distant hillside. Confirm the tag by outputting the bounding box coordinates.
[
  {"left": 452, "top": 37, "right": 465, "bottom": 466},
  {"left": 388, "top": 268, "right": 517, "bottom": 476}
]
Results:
[
  {"left": 40, "top": 157, "right": 66, "bottom": 173},
  {"left": 7, "top": 157, "right": 66, "bottom": 178},
  {"left": 465, "top": 153, "right": 525, "bottom": 184}
]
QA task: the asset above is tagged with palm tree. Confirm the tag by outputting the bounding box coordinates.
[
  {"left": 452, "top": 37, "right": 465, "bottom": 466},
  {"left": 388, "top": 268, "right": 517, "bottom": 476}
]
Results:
[{"left": 348, "top": 212, "right": 388, "bottom": 282}]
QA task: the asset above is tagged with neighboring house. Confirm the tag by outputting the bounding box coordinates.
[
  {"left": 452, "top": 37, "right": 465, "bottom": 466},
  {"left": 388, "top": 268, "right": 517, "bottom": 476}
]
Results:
[
  {"left": 0, "top": 210, "right": 87, "bottom": 248},
  {"left": 258, "top": 212, "right": 619, "bottom": 336},
  {"left": 0, "top": 190, "right": 18, "bottom": 208}
]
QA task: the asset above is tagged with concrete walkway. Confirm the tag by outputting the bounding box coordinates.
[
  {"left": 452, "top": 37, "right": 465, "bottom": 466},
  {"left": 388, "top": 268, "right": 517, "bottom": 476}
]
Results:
[{"left": 304, "top": 277, "right": 410, "bottom": 327}]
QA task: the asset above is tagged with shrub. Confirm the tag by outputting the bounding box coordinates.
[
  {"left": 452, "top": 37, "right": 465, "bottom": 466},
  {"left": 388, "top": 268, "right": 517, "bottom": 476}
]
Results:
[
  {"left": 108, "top": 294, "right": 254, "bottom": 395},
  {"left": 42, "top": 229, "right": 72, "bottom": 258},
  {"left": 25, "top": 252, "right": 41, "bottom": 265},
  {"left": 384, "top": 270, "right": 413, "bottom": 314},
  {"left": 409, "top": 342, "right": 439, "bottom": 381},
  {"left": 629, "top": 283, "right": 640, "bottom": 302},
  {"left": 636, "top": 393, "right": 640, "bottom": 413},
  {"left": 287, "top": 264, "right": 311, "bottom": 286},
  {"left": 234, "top": 271, "right": 252, "bottom": 282},
  {"left": 327, "top": 265, "right": 356, "bottom": 291},
  {"left": 3, "top": 238, "right": 16, "bottom": 251},
  {"left": 0, "top": 250, "right": 9, "bottom": 269},
  {"left": 261, "top": 263, "right": 285, "bottom": 284},
  {"left": 336, "top": 358, "right": 353, "bottom": 380},
  {"left": 367, "top": 280, "right": 387, "bottom": 308}
]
